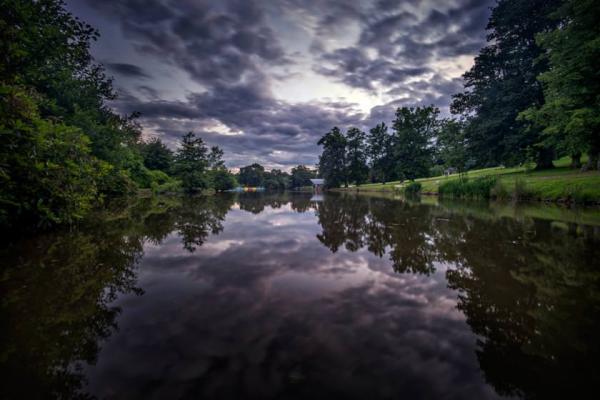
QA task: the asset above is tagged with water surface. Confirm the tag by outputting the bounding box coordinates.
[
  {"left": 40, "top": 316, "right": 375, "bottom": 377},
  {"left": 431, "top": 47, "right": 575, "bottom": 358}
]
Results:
[{"left": 2, "top": 193, "right": 599, "bottom": 399}]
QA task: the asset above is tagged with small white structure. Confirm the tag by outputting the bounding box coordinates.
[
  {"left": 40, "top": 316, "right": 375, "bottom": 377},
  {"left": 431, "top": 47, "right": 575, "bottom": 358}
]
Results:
[{"left": 310, "top": 178, "right": 325, "bottom": 193}]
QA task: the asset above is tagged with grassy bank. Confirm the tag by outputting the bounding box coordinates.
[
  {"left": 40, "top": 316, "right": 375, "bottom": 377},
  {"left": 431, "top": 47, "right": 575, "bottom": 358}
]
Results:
[{"left": 340, "top": 156, "right": 600, "bottom": 204}]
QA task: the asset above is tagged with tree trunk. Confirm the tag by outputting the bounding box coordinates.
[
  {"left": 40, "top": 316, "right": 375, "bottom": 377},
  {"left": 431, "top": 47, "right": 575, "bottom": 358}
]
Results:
[
  {"left": 582, "top": 142, "right": 599, "bottom": 171},
  {"left": 570, "top": 152, "right": 582, "bottom": 169},
  {"left": 534, "top": 146, "right": 555, "bottom": 170}
]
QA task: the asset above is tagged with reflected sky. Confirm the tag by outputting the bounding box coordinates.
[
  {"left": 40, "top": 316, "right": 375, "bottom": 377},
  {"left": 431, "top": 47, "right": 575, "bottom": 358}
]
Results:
[
  {"left": 2, "top": 193, "right": 599, "bottom": 399},
  {"left": 83, "top": 198, "right": 500, "bottom": 399}
]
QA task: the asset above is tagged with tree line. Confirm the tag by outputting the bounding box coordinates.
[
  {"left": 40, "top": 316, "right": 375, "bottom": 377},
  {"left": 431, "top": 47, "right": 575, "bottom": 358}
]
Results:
[
  {"left": 318, "top": 0, "right": 599, "bottom": 188},
  {"left": 237, "top": 163, "right": 317, "bottom": 190}
]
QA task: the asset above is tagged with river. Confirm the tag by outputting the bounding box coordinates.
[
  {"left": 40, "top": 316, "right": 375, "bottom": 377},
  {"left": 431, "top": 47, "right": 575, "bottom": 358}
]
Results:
[{"left": 1, "top": 193, "right": 599, "bottom": 399}]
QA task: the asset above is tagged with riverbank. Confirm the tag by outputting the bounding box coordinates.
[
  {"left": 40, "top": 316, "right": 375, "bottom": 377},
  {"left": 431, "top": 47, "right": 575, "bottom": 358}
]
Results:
[{"left": 336, "top": 157, "right": 600, "bottom": 204}]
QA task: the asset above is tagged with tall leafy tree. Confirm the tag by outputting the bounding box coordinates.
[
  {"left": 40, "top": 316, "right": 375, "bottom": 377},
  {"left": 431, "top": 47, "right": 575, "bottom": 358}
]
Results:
[
  {"left": 345, "top": 127, "right": 369, "bottom": 185},
  {"left": 521, "top": 0, "right": 600, "bottom": 170},
  {"left": 263, "top": 169, "right": 289, "bottom": 191},
  {"left": 317, "top": 127, "right": 347, "bottom": 188},
  {"left": 437, "top": 119, "right": 469, "bottom": 173},
  {"left": 207, "top": 146, "right": 225, "bottom": 169},
  {"left": 238, "top": 163, "right": 265, "bottom": 187},
  {"left": 451, "top": 0, "right": 562, "bottom": 169},
  {"left": 290, "top": 165, "right": 316, "bottom": 188},
  {"left": 140, "top": 138, "right": 173, "bottom": 173},
  {"left": 173, "top": 132, "right": 209, "bottom": 194},
  {"left": 367, "top": 122, "right": 394, "bottom": 183},
  {"left": 392, "top": 106, "right": 438, "bottom": 181},
  {"left": 210, "top": 168, "right": 237, "bottom": 192}
]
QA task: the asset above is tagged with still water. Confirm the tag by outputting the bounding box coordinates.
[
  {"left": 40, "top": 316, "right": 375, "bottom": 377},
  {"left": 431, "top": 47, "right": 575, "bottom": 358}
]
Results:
[{"left": 2, "top": 193, "right": 599, "bottom": 399}]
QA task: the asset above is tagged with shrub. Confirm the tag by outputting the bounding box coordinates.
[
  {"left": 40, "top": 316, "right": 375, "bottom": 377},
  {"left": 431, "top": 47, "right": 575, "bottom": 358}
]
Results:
[
  {"left": 404, "top": 181, "right": 422, "bottom": 195},
  {"left": 439, "top": 176, "right": 497, "bottom": 199},
  {"left": 209, "top": 168, "right": 237, "bottom": 191},
  {"left": 96, "top": 164, "right": 137, "bottom": 198},
  {"left": 429, "top": 165, "right": 445, "bottom": 177},
  {"left": 0, "top": 86, "right": 100, "bottom": 228},
  {"left": 491, "top": 179, "right": 510, "bottom": 200},
  {"left": 513, "top": 177, "right": 533, "bottom": 200}
]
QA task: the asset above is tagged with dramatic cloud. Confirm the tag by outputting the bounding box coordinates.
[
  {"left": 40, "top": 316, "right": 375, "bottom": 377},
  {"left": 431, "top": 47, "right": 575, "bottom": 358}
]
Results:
[
  {"left": 66, "top": 0, "right": 494, "bottom": 169},
  {"left": 106, "top": 63, "right": 151, "bottom": 79}
]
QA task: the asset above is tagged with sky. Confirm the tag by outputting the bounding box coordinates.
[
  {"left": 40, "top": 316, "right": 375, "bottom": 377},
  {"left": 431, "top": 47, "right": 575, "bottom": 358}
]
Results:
[{"left": 65, "top": 0, "right": 495, "bottom": 170}]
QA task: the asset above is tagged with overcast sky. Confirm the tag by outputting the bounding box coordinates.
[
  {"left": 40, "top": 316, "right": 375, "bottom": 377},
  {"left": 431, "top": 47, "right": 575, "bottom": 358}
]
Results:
[{"left": 66, "top": 0, "right": 494, "bottom": 170}]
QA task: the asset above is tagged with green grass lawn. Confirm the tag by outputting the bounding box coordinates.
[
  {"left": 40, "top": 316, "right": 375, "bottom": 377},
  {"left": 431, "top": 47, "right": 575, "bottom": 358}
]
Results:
[{"left": 344, "top": 156, "right": 600, "bottom": 203}]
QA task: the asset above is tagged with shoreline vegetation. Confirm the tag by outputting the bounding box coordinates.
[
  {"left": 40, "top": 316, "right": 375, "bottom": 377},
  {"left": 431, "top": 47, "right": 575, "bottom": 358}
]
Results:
[{"left": 335, "top": 156, "right": 600, "bottom": 205}]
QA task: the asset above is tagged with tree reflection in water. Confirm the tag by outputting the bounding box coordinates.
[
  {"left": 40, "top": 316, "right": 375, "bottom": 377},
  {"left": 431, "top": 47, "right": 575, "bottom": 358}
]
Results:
[
  {"left": 1, "top": 192, "right": 599, "bottom": 399},
  {"left": 314, "top": 193, "right": 600, "bottom": 398},
  {"left": 0, "top": 195, "right": 234, "bottom": 399}
]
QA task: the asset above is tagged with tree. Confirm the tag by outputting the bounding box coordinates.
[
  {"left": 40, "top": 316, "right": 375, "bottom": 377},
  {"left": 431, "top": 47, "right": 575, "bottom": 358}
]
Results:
[
  {"left": 210, "top": 168, "right": 237, "bottom": 192},
  {"left": 263, "top": 169, "right": 289, "bottom": 191},
  {"left": 173, "top": 132, "right": 209, "bottom": 194},
  {"left": 367, "top": 123, "right": 394, "bottom": 183},
  {"left": 451, "top": 0, "right": 562, "bottom": 169},
  {"left": 520, "top": 0, "right": 600, "bottom": 170},
  {"left": 290, "top": 165, "right": 316, "bottom": 189},
  {"left": 437, "top": 119, "right": 468, "bottom": 173},
  {"left": 345, "top": 127, "right": 369, "bottom": 185},
  {"left": 208, "top": 146, "right": 225, "bottom": 169},
  {"left": 140, "top": 138, "right": 173, "bottom": 173},
  {"left": 0, "top": 86, "right": 100, "bottom": 228},
  {"left": 238, "top": 163, "right": 265, "bottom": 187},
  {"left": 391, "top": 106, "right": 438, "bottom": 181},
  {"left": 317, "top": 127, "right": 347, "bottom": 188}
]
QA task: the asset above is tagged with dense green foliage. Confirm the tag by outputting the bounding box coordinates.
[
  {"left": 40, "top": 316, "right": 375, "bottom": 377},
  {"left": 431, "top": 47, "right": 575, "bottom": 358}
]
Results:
[
  {"left": 367, "top": 123, "right": 394, "bottom": 183},
  {"left": 520, "top": 0, "right": 600, "bottom": 171},
  {"left": 318, "top": 127, "right": 348, "bottom": 188},
  {"left": 404, "top": 182, "right": 422, "bottom": 196},
  {"left": 345, "top": 127, "right": 369, "bottom": 185},
  {"left": 439, "top": 177, "right": 498, "bottom": 199},
  {"left": 238, "top": 163, "right": 266, "bottom": 187},
  {"left": 209, "top": 168, "right": 238, "bottom": 192},
  {"left": 173, "top": 132, "right": 209, "bottom": 194},
  {"left": 139, "top": 138, "right": 173, "bottom": 173},
  {"left": 290, "top": 165, "right": 317, "bottom": 188},
  {"left": 451, "top": 0, "right": 562, "bottom": 169},
  {"left": 0, "top": 86, "right": 101, "bottom": 227},
  {"left": 391, "top": 106, "right": 438, "bottom": 180}
]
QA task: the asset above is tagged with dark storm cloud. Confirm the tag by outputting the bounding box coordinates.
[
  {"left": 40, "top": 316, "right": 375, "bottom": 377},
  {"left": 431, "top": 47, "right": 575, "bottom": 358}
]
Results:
[
  {"left": 67, "top": 0, "right": 494, "bottom": 169},
  {"left": 106, "top": 63, "right": 151, "bottom": 79},
  {"left": 315, "top": 47, "right": 432, "bottom": 90},
  {"left": 83, "top": 0, "right": 287, "bottom": 87},
  {"left": 313, "top": 0, "right": 494, "bottom": 98}
]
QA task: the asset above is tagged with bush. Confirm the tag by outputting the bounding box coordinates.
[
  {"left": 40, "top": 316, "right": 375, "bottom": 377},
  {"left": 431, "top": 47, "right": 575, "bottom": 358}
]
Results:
[
  {"left": 491, "top": 180, "right": 510, "bottom": 200},
  {"left": 513, "top": 177, "right": 532, "bottom": 201},
  {"left": 490, "top": 177, "right": 533, "bottom": 201},
  {"left": 429, "top": 165, "right": 445, "bottom": 177},
  {"left": 404, "top": 181, "right": 422, "bottom": 195},
  {"left": 96, "top": 162, "right": 137, "bottom": 198},
  {"left": 154, "top": 179, "right": 181, "bottom": 195},
  {"left": 439, "top": 176, "right": 497, "bottom": 199},
  {"left": 0, "top": 86, "right": 100, "bottom": 228},
  {"left": 210, "top": 168, "right": 237, "bottom": 191}
]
